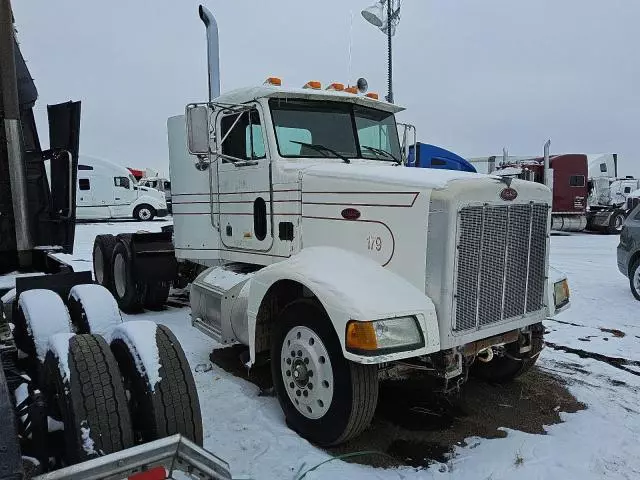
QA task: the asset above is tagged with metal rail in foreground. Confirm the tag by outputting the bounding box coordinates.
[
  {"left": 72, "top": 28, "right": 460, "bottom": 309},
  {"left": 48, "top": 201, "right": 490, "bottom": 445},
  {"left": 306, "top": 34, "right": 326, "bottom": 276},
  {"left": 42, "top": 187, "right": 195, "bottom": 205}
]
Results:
[{"left": 34, "top": 435, "right": 232, "bottom": 480}]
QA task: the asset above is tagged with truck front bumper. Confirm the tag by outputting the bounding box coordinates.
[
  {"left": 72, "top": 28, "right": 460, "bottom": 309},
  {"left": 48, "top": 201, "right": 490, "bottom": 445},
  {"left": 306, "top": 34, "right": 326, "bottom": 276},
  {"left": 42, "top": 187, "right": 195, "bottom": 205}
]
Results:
[{"left": 156, "top": 208, "right": 169, "bottom": 218}]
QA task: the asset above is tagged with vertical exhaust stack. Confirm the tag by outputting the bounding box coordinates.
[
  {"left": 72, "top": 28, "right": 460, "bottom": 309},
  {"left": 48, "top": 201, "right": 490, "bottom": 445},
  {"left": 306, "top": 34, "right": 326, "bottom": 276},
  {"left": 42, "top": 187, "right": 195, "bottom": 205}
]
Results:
[
  {"left": 0, "top": 0, "right": 33, "bottom": 268},
  {"left": 198, "top": 5, "right": 220, "bottom": 102},
  {"left": 543, "top": 139, "right": 551, "bottom": 188}
]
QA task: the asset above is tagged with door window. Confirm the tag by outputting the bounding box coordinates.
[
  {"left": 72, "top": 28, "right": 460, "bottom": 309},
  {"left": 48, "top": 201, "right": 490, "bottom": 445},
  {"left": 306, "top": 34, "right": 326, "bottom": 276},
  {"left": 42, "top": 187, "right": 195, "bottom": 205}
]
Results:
[
  {"left": 114, "top": 176, "right": 130, "bottom": 189},
  {"left": 221, "top": 109, "right": 266, "bottom": 161},
  {"left": 569, "top": 175, "right": 585, "bottom": 187}
]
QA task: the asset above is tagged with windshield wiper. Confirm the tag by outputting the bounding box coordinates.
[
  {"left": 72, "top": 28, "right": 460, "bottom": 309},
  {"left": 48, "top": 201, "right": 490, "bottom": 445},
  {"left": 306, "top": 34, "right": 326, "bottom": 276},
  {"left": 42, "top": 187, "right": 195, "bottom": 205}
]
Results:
[
  {"left": 290, "top": 141, "right": 350, "bottom": 164},
  {"left": 362, "top": 145, "right": 402, "bottom": 165}
]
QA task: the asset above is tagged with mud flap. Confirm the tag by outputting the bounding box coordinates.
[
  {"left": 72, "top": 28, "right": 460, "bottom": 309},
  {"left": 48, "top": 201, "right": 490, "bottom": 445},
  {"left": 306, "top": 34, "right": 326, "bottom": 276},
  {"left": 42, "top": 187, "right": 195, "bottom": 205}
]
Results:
[{"left": 129, "top": 232, "right": 177, "bottom": 283}]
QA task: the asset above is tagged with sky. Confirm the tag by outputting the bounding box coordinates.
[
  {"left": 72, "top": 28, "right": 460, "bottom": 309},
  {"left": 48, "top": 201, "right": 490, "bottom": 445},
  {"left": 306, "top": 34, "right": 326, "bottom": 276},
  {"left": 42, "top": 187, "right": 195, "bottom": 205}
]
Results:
[{"left": 13, "top": 0, "right": 640, "bottom": 177}]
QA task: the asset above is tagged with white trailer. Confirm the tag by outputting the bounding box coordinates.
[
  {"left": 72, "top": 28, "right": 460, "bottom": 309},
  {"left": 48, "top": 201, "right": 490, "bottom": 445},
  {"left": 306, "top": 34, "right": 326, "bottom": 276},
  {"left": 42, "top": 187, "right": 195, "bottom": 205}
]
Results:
[
  {"left": 76, "top": 155, "right": 168, "bottom": 221},
  {"left": 94, "top": 5, "right": 571, "bottom": 447}
]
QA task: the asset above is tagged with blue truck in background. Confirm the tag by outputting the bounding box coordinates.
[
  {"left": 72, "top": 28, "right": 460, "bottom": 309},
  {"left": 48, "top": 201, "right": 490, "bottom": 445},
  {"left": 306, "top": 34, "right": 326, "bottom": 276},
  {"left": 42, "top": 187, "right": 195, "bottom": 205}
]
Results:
[{"left": 407, "top": 143, "right": 477, "bottom": 173}]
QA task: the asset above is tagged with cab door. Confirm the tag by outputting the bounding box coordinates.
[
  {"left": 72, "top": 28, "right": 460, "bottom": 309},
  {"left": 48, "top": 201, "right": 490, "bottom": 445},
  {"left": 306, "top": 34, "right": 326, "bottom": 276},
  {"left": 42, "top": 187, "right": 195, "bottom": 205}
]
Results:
[
  {"left": 216, "top": 105, "right": 272, "bottom": 251},
  {"left": 113, "top": 175, "right": 136, "bottom": 205}
]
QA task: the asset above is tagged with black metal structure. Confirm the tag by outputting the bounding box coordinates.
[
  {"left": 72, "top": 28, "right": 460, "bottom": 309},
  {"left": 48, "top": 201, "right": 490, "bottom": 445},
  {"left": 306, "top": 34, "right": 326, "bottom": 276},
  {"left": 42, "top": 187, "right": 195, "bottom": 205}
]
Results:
[{"left": 0, "top": 38, "right": 80, "bottom": 274}]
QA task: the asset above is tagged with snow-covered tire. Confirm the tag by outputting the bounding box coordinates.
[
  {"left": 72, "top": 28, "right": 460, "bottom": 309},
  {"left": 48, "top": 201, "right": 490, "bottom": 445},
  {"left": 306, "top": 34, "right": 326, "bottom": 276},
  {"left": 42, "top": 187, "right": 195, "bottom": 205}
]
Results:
[
  {"left": 13, "top": 290, "right": 71, "bottom": 378},
  {"left": 133, "top": 204, "right": 156, "bottom": 222},
  {"left": 472, "top": 323, "right": 544, "bottom": 383},
  {"left": 608, "top": 209, "right": 626, "bottom": 234},
  {"left": 110, "top": 321, "right": 203, "bottom": 445},
  {"left": 142, "top": 281, "right": 170, "bottom": 311},
  {"left": 93, "top": 234, "right": 117, "bottom": 291},
  {"left": 68, "top": 284, "right": 122, "bottom": 336},
  {"left": 271, "top": 299, "right": 378, "bottom": 446},
  {"left": 43, "top": 334, "right": 134, "bottom": 464},
  {"left": 111, "top": 241, "right": 143, "bottom": 313}
]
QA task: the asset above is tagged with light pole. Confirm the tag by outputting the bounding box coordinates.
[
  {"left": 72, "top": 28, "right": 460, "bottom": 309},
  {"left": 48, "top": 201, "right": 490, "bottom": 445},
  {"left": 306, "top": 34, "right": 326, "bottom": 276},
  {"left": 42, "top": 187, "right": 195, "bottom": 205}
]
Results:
[{"left": 361, "top": 0, "right": 401, "bottom": 103}]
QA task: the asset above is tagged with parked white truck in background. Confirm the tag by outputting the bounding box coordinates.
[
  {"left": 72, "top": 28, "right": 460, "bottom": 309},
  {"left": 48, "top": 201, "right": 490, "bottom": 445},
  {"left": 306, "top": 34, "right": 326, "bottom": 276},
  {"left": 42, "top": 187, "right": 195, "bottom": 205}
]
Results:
[
  {"left": 139, "top": 176, "right": 172, "bottom": 212},
  {"left": 93, "top": 5, "right": 571, "bottom": 447},
  {"left": 77, "top": 155, "right": 168, "bottom": 221}
]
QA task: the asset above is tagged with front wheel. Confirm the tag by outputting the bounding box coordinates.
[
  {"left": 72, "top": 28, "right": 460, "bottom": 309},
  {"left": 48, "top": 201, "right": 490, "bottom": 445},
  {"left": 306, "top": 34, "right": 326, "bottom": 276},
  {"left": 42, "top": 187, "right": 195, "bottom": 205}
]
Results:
[
  {"left": 271, "top": 300, "right": 378, "bottom": 446},
  {"left": 133, "top": 204, "right": 156, "bottom": 222}
]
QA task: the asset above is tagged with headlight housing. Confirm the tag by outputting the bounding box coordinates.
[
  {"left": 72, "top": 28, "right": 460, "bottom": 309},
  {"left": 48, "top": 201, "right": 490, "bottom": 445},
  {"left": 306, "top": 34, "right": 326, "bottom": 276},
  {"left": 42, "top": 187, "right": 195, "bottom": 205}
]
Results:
[
  {"left": 553, "top": 278, "right": 570, "bottom": 310},
  {"left": 345, "top": 316, "right": 424, "bottom": 355}
]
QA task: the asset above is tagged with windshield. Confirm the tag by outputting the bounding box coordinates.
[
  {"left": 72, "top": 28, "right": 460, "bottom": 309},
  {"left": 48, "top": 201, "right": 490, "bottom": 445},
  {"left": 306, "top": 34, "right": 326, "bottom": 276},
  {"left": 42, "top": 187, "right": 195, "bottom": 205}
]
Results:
[{"left": 269, "top": 99, "right": 401, "bottom": 162}]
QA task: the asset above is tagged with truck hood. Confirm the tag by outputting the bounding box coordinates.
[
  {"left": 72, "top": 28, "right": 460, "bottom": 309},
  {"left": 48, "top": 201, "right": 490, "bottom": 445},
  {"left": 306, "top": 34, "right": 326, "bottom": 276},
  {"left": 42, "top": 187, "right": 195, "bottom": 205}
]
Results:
[
  {"left": 137, "top": 186, "right": 165, "bottom": 200},
  {"left": 295, "top": 161, "right": 488, "bottom": 190}
]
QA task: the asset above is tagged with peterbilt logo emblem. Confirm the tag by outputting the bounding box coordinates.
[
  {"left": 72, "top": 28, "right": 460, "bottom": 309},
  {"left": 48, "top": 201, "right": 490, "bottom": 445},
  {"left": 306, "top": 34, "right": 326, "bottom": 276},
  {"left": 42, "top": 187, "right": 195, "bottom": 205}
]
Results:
[
  {"left": 500, "top": 188, "right": 518, "bottom": 201},
  {"left": 341, "top": 208, "right": 361, "bottom": 220}
]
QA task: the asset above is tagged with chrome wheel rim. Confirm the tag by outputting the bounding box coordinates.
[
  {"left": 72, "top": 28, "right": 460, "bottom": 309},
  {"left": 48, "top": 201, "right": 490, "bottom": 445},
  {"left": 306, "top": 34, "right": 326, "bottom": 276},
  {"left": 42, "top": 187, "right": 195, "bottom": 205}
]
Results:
[
  {"left": 114, "top": 253, "right": 127, "bottom": 298},
  {"left": 93, "top": 247, "right": 104, "bottom": 284},
  {"left": 139, "top": 208, "right": 152, "bottom": 221},
  {"left": 281, "top": 326, "right": 334, "bottom": 420}
]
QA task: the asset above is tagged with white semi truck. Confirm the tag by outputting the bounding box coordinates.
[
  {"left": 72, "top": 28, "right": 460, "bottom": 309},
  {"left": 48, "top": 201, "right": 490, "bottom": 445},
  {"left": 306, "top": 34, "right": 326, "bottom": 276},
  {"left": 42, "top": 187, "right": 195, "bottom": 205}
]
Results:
[
  {"left": 76, "top": 156, "right": 169, "bottom": 221},
  {"left": 92, "top": 6, "right": 571, "bottom": 447}
]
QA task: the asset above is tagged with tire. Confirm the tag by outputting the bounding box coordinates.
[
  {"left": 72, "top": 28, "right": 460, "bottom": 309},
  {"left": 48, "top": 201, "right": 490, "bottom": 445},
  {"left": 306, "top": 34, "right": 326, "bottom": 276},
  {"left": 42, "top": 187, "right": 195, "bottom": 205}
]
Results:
[
  {"left": 43, "top": 334, "right": 134, "bottom": 464},
  {"left": 68, "top": 284, "right": 122, "bottom": 335},
  {"left": 142, "top": 281, "right": 170, "bottom": 310},
  {"left": 608, "top": 209, "right": 626, "bottom": 234},
  {"left": 13, "top": 289, "right": 71, "bottom": 378},
  {"left": 93, "top": 234, "right": 117, "bottom": 291},
  {"left": 111, "top": 241, "right": 143, "bottom": 313},
  {"left": 271, "top": 299, "right": 378, "bottom": 446},
  {"left": 472, "top": 323, "right": 544, "bottom": 383},
  {"left": 629, "top": 258, "right": 640, "bottom": 301},
  {"left": 133, "top": 204, "right": 156, "bottom": 222},
  {"left": 110, "top": 322, "right": 203, "bottom": 445}
]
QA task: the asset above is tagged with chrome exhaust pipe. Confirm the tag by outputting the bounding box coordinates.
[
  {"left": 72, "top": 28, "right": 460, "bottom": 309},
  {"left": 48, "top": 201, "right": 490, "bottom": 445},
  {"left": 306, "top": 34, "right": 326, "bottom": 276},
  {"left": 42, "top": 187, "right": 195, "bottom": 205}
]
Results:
[
  {"left": 198, "top": 5, "right": 220, "bottom": 102},
  {"left": 477, "top": 348, "right": 494, "bottom": 363}
]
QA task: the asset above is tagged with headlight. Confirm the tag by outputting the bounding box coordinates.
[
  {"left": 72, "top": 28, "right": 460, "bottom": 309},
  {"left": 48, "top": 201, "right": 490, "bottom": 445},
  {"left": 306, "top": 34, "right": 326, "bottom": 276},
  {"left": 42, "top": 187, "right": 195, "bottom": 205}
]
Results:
[
  {"left": 553, "top": 279, "right": 570, "bottom": 309},
  {"left": 345, "top": 316, "right": 424, "bottom": 355}
]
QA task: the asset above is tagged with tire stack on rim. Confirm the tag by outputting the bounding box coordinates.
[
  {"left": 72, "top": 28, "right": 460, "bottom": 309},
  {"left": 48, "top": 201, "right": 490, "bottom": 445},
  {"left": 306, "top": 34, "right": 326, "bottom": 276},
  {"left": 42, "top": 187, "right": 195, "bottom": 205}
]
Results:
[
  {"left": 11, "top": 283, "right": 202, "bottom": 467},
  {"left": 93, "top": 234, "right": 170, "bottom": 313}
]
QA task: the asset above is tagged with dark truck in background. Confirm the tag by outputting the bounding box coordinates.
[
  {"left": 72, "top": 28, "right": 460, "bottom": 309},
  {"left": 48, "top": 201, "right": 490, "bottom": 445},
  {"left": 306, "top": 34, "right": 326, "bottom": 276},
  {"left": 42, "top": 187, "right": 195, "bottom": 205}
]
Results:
[{"left": 472, "top": 151, "right": 636, "bottom": 234}]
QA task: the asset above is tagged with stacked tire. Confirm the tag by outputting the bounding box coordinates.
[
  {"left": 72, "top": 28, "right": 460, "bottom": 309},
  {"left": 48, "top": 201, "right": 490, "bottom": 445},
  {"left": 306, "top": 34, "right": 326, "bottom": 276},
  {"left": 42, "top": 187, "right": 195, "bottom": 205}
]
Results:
[
  {"left": 93, "top": 235, "right": 170, "bottom": 313},
  {"left": 11, "top": 286, "right": 202, "bottom": 466}
]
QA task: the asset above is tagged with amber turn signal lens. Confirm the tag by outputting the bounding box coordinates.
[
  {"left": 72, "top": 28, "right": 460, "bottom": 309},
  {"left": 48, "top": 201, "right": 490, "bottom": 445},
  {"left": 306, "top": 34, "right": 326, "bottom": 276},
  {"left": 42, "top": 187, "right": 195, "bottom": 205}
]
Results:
[
  {"left": 264, "top": 76, "right": 282, "bottom": 86},
  {"left": 326, "top": 82, "right": 345, "bottom": 91},
  {"left": 303, "top": 80, "right": 322, "bottom": 89},
  {"left": 346, "top": 321, "right": 378, "bottom": 351},
  {"left": 365, "top": 92, "right": 379, "bottom": 100}
]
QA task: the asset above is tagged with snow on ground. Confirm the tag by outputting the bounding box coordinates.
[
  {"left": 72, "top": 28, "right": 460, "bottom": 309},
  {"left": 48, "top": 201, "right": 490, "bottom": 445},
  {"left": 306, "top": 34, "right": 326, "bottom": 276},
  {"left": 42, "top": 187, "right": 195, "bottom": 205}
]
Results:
[{"left": 62, "top": 222, "right": 640, "bottom": 479}]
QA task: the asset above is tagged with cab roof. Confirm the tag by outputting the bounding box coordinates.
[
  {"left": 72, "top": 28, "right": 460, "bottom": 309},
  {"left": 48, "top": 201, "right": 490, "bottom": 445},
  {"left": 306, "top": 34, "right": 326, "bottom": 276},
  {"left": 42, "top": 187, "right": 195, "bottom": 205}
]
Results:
[{"left": 214, "top": 85, "right": 405, "bottom": 114}]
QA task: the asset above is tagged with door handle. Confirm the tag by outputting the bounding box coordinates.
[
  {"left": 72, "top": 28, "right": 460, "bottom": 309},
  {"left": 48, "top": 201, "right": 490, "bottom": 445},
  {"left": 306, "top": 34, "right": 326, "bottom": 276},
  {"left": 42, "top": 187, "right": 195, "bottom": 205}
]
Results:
[
  {"left": 115, "top": 197, "right": 121, "bottom": 200},
  {"left": 233, "top": 160, "right": 259, "bottom": 168}
]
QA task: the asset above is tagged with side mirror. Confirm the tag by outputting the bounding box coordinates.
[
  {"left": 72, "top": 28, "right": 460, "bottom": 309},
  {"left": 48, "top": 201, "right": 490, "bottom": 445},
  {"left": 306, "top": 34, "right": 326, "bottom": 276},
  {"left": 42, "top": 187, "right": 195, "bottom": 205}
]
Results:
[{"left": 186, "top": 105, "right": 210, "bottom": 155}]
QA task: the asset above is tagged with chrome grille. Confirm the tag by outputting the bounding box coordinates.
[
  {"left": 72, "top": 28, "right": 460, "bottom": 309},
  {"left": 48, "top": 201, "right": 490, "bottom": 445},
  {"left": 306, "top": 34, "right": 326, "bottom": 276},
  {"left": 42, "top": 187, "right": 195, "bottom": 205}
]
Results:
[{"left": 454, "top": 203, "right": 549, "bottom": 332}]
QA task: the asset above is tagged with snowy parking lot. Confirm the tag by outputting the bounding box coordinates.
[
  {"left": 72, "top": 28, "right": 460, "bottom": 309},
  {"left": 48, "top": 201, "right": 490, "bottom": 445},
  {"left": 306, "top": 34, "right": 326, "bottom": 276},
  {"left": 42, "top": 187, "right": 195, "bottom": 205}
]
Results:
[{"left": 60, "top": 220, "right": 640, "bottom": 479}]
